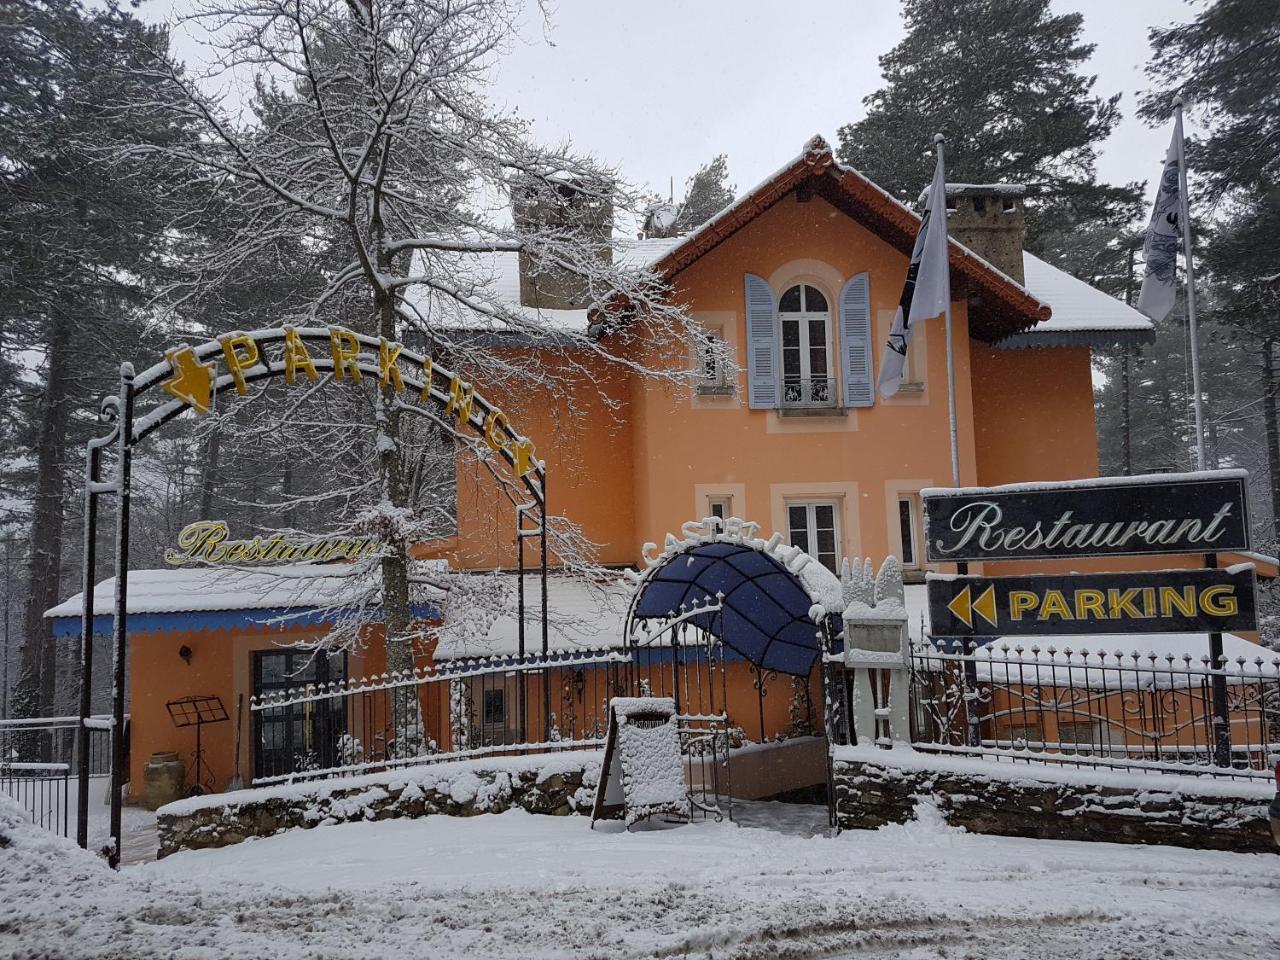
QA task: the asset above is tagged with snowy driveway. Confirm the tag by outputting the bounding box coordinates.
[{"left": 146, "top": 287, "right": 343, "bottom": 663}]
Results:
[{"left": 4, "top": 799, "right": 1279, "bottom": 959}]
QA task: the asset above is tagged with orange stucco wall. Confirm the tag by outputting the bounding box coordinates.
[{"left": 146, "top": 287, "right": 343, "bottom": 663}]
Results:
[
  {"left": 435, "top": 191, "right": 1107, "bottom": 576},
  {"left": 418, "top": 349, "right": 637, "bottom": 570}
]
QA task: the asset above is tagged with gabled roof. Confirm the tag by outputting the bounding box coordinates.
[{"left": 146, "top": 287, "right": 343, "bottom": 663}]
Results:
[{"left": 649, "top": 136, "right": 1054, "bottom": 342}]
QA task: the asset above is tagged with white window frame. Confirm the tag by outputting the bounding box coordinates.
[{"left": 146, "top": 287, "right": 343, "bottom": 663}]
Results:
[
  {"left": 696, "top": 328, "right": 732, "bottom": 395},
  {"left": 896, "top": 494, "right": 921, "bottom": 568},
  {"left": 785, "top": 500, "right": 840, "bottom": 572},
  {"left": 707, "top": 495, "right": 733, "bottom": 521},
  {"left": 778, "top": 284, "right": 834, "bottom": 407}
]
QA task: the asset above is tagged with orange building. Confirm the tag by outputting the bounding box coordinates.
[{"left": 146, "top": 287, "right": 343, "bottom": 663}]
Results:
[{"left": 49, "top": 136, "right": 1179, "bottom": 799}]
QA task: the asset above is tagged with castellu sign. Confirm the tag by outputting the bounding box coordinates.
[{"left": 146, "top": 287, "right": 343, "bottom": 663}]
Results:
[{"left": 922, "top": 470, "right": 1250, "bottom": 563}]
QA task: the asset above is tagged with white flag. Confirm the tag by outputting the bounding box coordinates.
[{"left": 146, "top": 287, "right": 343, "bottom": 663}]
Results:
[
  {"left": 1137, "top": 117, "right": 1183, "bottom": 323},
  {"left": 878, "top": 148, "right": 952, "bottom": 399}
]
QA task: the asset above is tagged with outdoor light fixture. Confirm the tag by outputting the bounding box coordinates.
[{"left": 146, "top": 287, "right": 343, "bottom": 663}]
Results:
[{"left": 178, "top": 645, "right": 193, "bottom": 665}]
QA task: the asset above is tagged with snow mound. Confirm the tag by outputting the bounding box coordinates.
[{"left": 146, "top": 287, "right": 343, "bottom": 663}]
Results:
[{"left": 0, "top": 793, "right": 112, "bottom": 914}]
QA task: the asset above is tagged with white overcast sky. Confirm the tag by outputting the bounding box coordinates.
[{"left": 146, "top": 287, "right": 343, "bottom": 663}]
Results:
[{"left": 153, "top": 0, "right": 1190, "bottom": 210}]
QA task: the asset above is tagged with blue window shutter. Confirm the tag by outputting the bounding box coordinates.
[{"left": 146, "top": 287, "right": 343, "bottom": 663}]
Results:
[
  {"left": 744, "top": 273, "right": 779, "bottom": 409},
  {"left": 839, "top": 272, "right": 873, "bottom": 408}
]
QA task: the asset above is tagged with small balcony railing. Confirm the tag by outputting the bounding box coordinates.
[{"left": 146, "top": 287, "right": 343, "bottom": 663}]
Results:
[{"left": 782, "top": 376, "right": 835, "bottom": 408}]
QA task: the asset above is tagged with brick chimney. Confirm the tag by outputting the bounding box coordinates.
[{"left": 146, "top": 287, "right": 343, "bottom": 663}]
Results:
[
  {"left": 937, "top": 184, "right": 1027, "bottom": 284},
  {"left": 512, "top": 175, "right": 614, "bottom": 310}
]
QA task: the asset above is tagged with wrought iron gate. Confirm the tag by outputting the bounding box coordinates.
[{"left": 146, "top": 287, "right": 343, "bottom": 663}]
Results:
[{"left": 625, "top": 599, "right": 733, "bottom": 820}]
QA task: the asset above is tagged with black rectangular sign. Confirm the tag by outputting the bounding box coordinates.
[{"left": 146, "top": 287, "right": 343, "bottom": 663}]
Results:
[
  {"left": 923, "top": 471, "right": 1250, "bottom": 563},
  {"left": 927, "top": 567, "right": 1257, "bottom": 638}
]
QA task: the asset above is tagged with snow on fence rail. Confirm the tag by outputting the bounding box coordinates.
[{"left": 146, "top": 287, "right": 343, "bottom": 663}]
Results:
[
  {"left": 0, "top": 715, "right": 116, "bottom": 778},
  {"left": 910, "top": 639, "right": 1280, "bottom": 780},
  {"left": 249, "top": 648, "right": 634, "bottom": 785}
]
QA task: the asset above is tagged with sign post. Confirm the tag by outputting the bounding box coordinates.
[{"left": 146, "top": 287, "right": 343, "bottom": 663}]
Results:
[{"left": 923, "top": 470, "right": 1256, "bottom": 768}]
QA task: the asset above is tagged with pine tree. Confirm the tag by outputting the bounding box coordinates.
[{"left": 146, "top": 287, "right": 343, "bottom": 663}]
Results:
[
  {"left": 1139, "top": 0, "right": 1280, "bottom": 540},
  {"left": 836, "top": 0, "right": 1142, "bottom": 256},
  {"left": 1, "top": 0, "right": 199, "bottom": 717},
  {"left": 673, "top": 155, "right": 735, "bottom": 232},
  {"left": 1141, "top": 0, "right": 1280, "bottom": 200}
]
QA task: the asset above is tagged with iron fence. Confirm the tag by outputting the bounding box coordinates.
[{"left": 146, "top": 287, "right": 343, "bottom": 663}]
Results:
[
  {"left": 250, "top": 648, "right": 633, "bottom": 784},
  {"left": 0, "top": 715, "right": 114, "bottom": 776},
  {"left": 0, "top": 761, "right": 70, "bottom": 835},
  {"left": 0, "top": 716, "right": 116, "bottom": 838},
  {"left": 909, "top": 639, "right": 1280, "bottom": 781}
]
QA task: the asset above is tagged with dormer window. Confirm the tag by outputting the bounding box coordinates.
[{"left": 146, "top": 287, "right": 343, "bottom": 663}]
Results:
[{"left": 779, "top": 284, "right": 833, "bottom": 407}]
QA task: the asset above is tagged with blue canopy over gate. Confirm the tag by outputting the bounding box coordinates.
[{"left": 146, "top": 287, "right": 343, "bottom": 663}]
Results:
[{"left": 629, "top": 540, "right": 837, "bottom": 676}]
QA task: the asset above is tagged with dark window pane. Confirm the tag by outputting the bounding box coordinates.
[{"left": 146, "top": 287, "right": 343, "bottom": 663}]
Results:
[
  {"left": 803, "top": 285, "right": 828, "bottom": 312},
  {"left": 483, "top": 689, "right": 505, "bottom": 725},
  {"left": 808, "top": 318, "right": 826, "bottom": 343},
  {"left": 898, "top": 499, "right": 916, "bottom": 565},
  {"left": 816, "top": 528, "right": 836, "bottom": 558},
  {"left": 710, "top": 501, "right": 726, "bottom": 519},
  {"left": 814, "top": 504, "right": 835, "bottom": 529},
  {"left": 782, "top": 319, "right": 800, "bottom": 347},
  {"left": 783, "top": 348, "right": 802, "bottom": 378},
  {"left": 780, "top": 285, "right": 802, "bottom": 312}
]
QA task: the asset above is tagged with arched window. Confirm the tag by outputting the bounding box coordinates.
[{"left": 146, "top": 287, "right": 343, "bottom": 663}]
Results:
[{"left": 778, "top": 283, "right": 832, "bottom": 406}]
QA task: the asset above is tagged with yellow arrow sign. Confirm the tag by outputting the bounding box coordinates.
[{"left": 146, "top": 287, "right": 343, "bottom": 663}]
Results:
[
  {"left": 161, "top": 345, "right": 214, "bottom": 415},
  {"left": 972, "top": 584, "right": 997, "bottom": 628},
  {"left": 946, "top": 584, "right": 998, "bottom": 629}
]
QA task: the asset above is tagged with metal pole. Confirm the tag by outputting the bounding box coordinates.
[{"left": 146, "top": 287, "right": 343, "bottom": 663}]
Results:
[
  {"left": 108, "top": 363, "right": 135, "bottom": 869},
  {"left": 76, "top": 443, "right": 102, "bottom": 850},
  {"left": 540, "top": 480, "right": 549, "bottom": 741},
  {"left": 1174, "top": 97, "right": 1207, "bottom": 470},
  {"left": 1204, "top": 552, "right": 1232, "bottom": 766},
  {"left": 934, "top": 134, "right": 961, "bottom": 487}
]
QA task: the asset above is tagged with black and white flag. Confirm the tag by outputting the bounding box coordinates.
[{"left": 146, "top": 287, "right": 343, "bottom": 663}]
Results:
[
  {"left": 878, "top": 147, "right": 951, "bottom": 399},
  {"left": 1137, "top": 116, "right": 1184, "bottom": 323}
]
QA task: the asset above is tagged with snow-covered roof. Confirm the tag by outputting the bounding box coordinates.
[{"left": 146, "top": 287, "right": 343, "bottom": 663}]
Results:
[
  {"left": 1000, "top": 252, "right": 1154, "bottom": 349},
  {"left": 44, "top": 565, "right": 386, "bottom": 620},
  {"left": 437, "top": 573, "right": 633, "bottom": 659},
  {"left": 403, "top": 236, "right": 679, "bottom": 338}
]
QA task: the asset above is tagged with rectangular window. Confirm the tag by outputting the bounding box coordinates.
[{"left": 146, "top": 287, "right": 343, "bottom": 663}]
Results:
[
  {"left": 697, "top": 330, "right": 731, "bottom": 394},
  {"left": 482, "top": 688, "right": 505, "bottom": 726},
  {"left": 897, "top": 496, "right": 919, "bottom": 567},
  {"left": 708, "top": 496, "right": 732, "bottom": 521},
  {"left": 786, "top": 501, "right": 839, "bottom": 572}
]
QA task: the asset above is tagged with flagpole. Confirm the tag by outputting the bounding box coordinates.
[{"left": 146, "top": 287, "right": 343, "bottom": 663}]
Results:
[
  {"left": 1174, "top": 95, "right": 1207, "bottom": 470},
  {"left": 934, "top": 133, "right": 961, "bottom": 487}
]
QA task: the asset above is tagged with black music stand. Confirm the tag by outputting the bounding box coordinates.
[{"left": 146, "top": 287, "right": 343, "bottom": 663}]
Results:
[{"left": 166, "top": 695, "right": 229, "bottom": 795}]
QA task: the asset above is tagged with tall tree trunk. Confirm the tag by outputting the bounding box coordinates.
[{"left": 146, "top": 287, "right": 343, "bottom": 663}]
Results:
[
  {"left": 15, "top": 314, "right": 74, "bottom": 721},
  {"left": 1262, "top": 337, "right": 1280, "bottom": 541}
]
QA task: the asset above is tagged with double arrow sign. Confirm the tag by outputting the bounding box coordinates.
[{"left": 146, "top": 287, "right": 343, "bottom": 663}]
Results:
[{"left": 945, "top": 583, "right": 997, "bottom": 630}]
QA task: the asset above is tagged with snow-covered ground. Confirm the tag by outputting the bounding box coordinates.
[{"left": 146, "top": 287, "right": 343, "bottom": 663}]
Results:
[{"left": 3, "top": 793, "right": 1278, "bottom": 959}]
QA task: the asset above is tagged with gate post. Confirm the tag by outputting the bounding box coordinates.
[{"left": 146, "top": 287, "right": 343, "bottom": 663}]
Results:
[
  {"left": 107, "top": 363, "right": 135, "bottom": 868},
  {"left": 77, "top": 399, "right": 122, "bottom": 848}
]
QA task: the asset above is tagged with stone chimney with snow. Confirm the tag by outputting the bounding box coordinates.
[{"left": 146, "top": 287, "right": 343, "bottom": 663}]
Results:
[
  {"left": 512, "top": 175, "right": 614, "bottom": 311},
  {"left": 938, "top": 183, "right": 1027, "bottom": 285}
]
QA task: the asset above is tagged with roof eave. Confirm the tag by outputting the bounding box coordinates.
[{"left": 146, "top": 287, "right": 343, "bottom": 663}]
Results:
[
  {"left": 648, "top": 138, "right": 1051, "bottom": 340},
  {"left": 993, "top": 327, "right": 1157, "bottom": 351}
]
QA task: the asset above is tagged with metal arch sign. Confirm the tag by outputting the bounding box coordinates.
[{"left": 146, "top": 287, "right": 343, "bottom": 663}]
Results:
[{"left": 136, "top": 325, "right": 543, "bottom": 492}]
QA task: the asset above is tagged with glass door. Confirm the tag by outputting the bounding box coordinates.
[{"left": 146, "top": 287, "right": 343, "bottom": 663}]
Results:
[{"left": 253, "top": 649, "right": 347, "bottom": 780}]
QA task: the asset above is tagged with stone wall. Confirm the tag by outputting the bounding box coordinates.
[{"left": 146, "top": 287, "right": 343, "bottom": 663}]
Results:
[
  {"left": 834, "top": 747, "right": 1275, "bottom": 854},
  {"left": 157, "top": 753, "right": 601, "bottom": 858}
]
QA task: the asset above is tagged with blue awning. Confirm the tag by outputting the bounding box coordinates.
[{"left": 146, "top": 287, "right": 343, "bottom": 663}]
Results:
[{"left": 630, "top": 541, "right": 833, "bottom": 676}]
